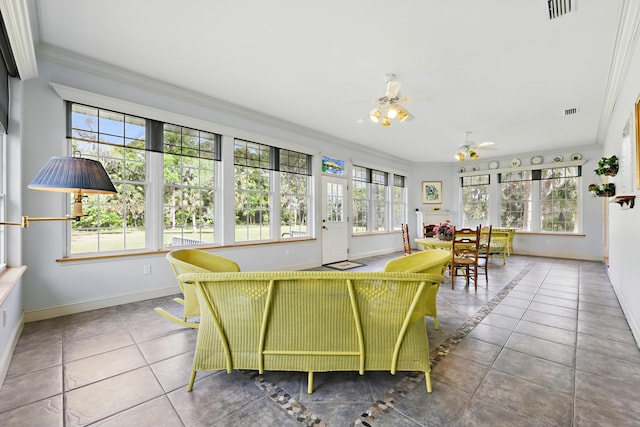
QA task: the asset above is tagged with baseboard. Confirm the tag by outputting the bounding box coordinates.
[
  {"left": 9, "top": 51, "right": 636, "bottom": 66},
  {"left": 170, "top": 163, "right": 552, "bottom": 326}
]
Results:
[
  {"left": 24, "top": 285, "right": 181, "bottom": 322},
  {"left": 610, "top": 279, "right": 640, "bottom": 349},
  {"left": 0, "top": 311, "right": 24, "bottom": 392}
]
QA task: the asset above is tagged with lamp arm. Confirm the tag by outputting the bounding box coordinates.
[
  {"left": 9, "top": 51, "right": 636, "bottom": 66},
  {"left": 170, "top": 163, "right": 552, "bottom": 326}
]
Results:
[{"left": 0, "top": 215, "right": 79, "bottom": 228}]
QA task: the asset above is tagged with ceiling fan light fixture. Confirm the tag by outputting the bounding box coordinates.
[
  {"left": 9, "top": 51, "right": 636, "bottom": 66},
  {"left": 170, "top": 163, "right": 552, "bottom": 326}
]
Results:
[
  {"left": 364, "top": 74, "right": 413, "bottom": 127},
  {"left": 455, "top": 152, "right": 465, "bottom": 161},
  {"left": 469, "top": 150, "right": 478, "bottom": 159},
  {"left": 397, "top": 107, "right": 411, "bottom": 122},
  {"left": 369, "top": 108, "right": 382, "bottom": 123},
  {"left": 386, "top": 105, "right": 398, "bottom": 119}
]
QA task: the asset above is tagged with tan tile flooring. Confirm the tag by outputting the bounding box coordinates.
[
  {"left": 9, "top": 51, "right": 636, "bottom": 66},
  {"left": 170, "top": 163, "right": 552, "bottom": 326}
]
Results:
[{"left": 1, "top": 253, "right": 639, "bottom": 426}]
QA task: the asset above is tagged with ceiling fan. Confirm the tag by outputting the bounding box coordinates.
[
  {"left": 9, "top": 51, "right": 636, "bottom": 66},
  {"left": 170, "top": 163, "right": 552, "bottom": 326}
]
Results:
[
  {"left": 455, "top": 131, "right": 495, "bottom": 161},
  {"left": 366, "top": 74, "right": 414, "bottom": 126}
]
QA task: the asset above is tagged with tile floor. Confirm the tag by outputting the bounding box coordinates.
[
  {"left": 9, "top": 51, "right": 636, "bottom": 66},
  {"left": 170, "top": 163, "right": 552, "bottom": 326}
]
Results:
[{"left": 1, "top": 253, "right": 639, "bottom": 426}]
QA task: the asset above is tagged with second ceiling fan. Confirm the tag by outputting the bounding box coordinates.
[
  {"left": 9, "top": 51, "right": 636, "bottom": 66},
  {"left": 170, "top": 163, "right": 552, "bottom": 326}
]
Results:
[{"left": 455, "top": 131, "right": 495, "bottom": 161}]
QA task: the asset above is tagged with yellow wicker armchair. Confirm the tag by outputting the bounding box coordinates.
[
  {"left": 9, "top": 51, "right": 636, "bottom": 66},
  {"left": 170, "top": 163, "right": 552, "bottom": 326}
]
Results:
[
  {"left": 180, "top": 271, "right": 444, "bottom": 394},
  {"left": 383, "top": 250, "right": 450, "bottom": 329},
  {"left": 156, "top": 249, "right": 240, "bottom": 328}
]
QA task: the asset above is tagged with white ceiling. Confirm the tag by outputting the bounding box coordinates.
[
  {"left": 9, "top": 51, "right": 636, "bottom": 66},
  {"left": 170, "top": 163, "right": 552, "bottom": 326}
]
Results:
[{"left": 31, "top": 0, "right": 628, "bottom": 163}]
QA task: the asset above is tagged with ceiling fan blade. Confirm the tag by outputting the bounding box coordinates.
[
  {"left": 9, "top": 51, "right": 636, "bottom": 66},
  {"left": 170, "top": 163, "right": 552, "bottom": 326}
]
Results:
[{"left": 477, "top": 141, "right": 495, "bottom": 147}]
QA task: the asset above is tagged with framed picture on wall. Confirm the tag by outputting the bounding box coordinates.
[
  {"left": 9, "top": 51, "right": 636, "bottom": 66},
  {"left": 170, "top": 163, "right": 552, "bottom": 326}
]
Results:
[{"left": 421, "top": 181, "right": 442, "bottom": 204}]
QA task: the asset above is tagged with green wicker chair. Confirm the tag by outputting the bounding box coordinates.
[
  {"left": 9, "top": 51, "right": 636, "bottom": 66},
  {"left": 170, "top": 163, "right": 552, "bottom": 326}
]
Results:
[
  {"left": 383, "top": 250, "right": 450, "bottom": 329},
  {"left": 156, "top": 249, "right": 240, "bottom": 328}
]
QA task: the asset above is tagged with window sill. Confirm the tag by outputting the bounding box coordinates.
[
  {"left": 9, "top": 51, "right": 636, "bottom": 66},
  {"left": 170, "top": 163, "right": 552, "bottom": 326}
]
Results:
[
  {"left": 352, "top": 231, "right": 398, "bottom": 237},
  {"left": 0, "top": 266, "right": 28, "bottom": 306},
  {"left": 515, "top": 231, "right": 586, "bottom": 237},
  {"left": 55, "top": 238, "right": 316, "bottom": 263}
]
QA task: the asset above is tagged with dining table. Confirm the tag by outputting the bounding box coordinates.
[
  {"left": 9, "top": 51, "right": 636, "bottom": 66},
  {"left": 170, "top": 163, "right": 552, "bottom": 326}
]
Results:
[
  {"left": 415, "top": 232, "right": 510, "bottom": 263},
  {"left": 414, "top": 237, "right": 455, "bottom": 251}
]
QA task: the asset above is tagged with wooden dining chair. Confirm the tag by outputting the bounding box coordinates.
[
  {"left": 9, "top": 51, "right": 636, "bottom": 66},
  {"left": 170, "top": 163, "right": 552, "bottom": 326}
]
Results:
[
  {"left": 450, "top": 226, "right": 480, "bottom": 289},
  {"left": 401, "top": 223, "right": 411, "bottom": 255},
  {"left": 478, "top": 225, "right": 492, "bottom": 284}
]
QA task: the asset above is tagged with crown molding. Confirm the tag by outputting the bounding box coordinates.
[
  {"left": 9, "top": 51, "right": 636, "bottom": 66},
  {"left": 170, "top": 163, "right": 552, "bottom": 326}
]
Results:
[
  {"left": 35, "top": 42, "right": 409, "bottom": 165},
  {"left": 596, "top": 0, "right": 640, "bottom": 143},
  {"left": 0, "top": 0, "right": 37, "bottom": 79}
]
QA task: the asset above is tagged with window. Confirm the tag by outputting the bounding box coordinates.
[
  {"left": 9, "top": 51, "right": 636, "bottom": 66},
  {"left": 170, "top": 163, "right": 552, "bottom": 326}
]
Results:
[
  {"left": 69, "top": 104, "right": 147, "bottom": 254},
  {"left": 352, "top": 166, "right": 389, "bottom": 233},
  {"left": 0, "top": 133, "right": 5, "bottom": 270},
  {"left": 462, "top": 165, "right": 582, "bottom": 233},
  {"left": 234, "top": 139, "right": 312, "bottom": 242},
  {"left": 539, "top": 166, "right": 580, "bottom": 232},
  {"left": 500, "top": 171, "right": 532, "bottom": 230},
  {"left": 67, "top": 102, "right": 312, "bottom": 254},
  {"left": 371, "top": 170, "right": 388, "bottom": 231},
  {"left": 163, "top": 124, "right": 220, "bottom": 247},
  {"left": 234, "top": 139, "right": 272, "bottom": 242},
  {"left": 280, "top": 149, "right": 311, "bottom": 238},
  {"left": 352, "top": 166, "right": 368, "bottom": 233},
  {"left": 461, "top": 174, "right": 490, "bottom": 227},
  {"left": 393, "top": 175, "right": 407, "bottom": 231}
]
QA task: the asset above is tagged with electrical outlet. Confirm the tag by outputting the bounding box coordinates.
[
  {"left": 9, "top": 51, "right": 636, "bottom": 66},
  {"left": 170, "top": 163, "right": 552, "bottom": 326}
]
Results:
[
  {"left": 2, "top": 309, "right": 7, "bottom": 328},
  {"left": 143, "top": 265, "right": 151, "bottom": 275},
  {"left": 285, "top": 249, "right": 290, "bottom": 256}
]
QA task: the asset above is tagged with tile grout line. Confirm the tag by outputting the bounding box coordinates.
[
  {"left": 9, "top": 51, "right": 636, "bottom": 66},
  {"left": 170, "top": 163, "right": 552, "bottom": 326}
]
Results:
[{"left": 349, "top": 262, "right": 536, "bottom": 427}]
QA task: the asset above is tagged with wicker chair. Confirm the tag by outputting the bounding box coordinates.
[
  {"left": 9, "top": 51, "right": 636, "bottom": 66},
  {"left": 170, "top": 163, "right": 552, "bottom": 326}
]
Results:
[{"left": 156, "top": 249, "right": 240, "bottom": 328}]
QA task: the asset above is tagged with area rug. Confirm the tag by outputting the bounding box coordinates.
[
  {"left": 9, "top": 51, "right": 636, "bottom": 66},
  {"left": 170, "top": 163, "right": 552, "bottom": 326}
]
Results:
[{"left": 323, "top": 261, "right": 365, "bottom": 270}]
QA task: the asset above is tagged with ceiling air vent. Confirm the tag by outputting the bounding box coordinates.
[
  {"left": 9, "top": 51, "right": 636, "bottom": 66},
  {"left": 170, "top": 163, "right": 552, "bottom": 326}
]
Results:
[
  {"left": 548, "top": 0, "right": 573, "bottom": 20},
  {"left": 564, "top": 107, "right": 579, "bottom": 116}
]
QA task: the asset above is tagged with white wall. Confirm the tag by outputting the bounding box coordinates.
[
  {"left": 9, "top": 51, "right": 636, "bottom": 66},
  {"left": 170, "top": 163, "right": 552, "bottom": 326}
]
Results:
[{"left": 601, "top": 41, "right": 640, "bottom": 346}]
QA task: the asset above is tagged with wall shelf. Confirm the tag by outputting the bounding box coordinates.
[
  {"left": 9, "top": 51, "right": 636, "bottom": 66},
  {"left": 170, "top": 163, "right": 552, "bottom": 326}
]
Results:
[{"left": 609, "top": 195, "right": 635, "bottom": 209}]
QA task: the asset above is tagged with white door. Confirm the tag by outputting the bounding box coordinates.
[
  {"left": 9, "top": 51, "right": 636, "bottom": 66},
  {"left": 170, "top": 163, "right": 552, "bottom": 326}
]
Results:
[{"left": 321, "top": 175, "right": 349, "bottom": 264}]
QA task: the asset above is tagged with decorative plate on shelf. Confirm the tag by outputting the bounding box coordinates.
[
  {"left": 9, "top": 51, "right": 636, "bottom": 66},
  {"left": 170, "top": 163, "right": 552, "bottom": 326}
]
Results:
[
  {"left": 488, "top": 160, "right": 499, "bottom": 169},
  {"left": 472, "top": 165, "right": 480, "bottom": 172},
  {"left": 458, "top": 166, "right": 466, "bottom": 173},
  {"left": 510, "top": 158, "right": 521, "bottom": 167},
  {"left": 531, "top": 156, "right": 543, "bottom": 165},
  {"left": 554, "top": 155, "right": 563, "bottom": 163},
  {"left": 570, "top": 153, "right": 582, "bottom": 161}
]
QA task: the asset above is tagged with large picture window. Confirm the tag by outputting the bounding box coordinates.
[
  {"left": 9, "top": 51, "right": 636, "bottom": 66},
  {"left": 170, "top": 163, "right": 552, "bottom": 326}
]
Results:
[
  {"left": 500, "top": 171, "right": 532, "bottom": 230},
  {"left": 234, "top": 139, "right": 312, "bottom": 242},
  {"left": 280, "top": 149, "right": 311, "bottom": 238},
  {"left": 69, "top": 104, "right": 147, "bottom": 254},
  {"left": 461, "top": 174, "right": 490, "bottom": 227},
  {"left": 393, "top": 174, "right": 407, "bottom": 231},
  {"left": 462, "top": 165, "right": 581, "bottom": 233},
  {"left": 352, "top": 166, "right": 390, "bottom": 233},
  {"left": 66, "top": 102, "right": 312, "bottom": 255},
  {"left": 539, "top": 166, "right": 580, "bottom": 232},
  {"left": 163, "top": 125, "right": 220, "bottom": 247}
]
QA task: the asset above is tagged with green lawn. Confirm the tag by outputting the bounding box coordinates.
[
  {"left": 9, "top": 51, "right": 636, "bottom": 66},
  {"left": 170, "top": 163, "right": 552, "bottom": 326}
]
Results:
[{"left": 70, "top": 225, "right": 306, "bottom": 253}]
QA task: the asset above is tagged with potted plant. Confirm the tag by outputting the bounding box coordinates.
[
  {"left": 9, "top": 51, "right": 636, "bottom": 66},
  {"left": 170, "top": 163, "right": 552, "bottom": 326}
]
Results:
[
  {"left": 433, "top": 220, "right": 454, "bottom": 241},
  {"left": 594, "top": 155, "right": 619, "bottom": 176},
  {"left": 588, "top": 183, "right": 616, "bottom": 197}
]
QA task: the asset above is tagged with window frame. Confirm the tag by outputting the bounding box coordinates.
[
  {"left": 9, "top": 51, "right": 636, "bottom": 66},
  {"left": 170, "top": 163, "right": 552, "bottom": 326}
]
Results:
[
  {"left": 234, "top": 139, "right": 312, "bottom": 243},
  {"left": 460, "top": 164, "right": 582, "bottom": 234}
]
